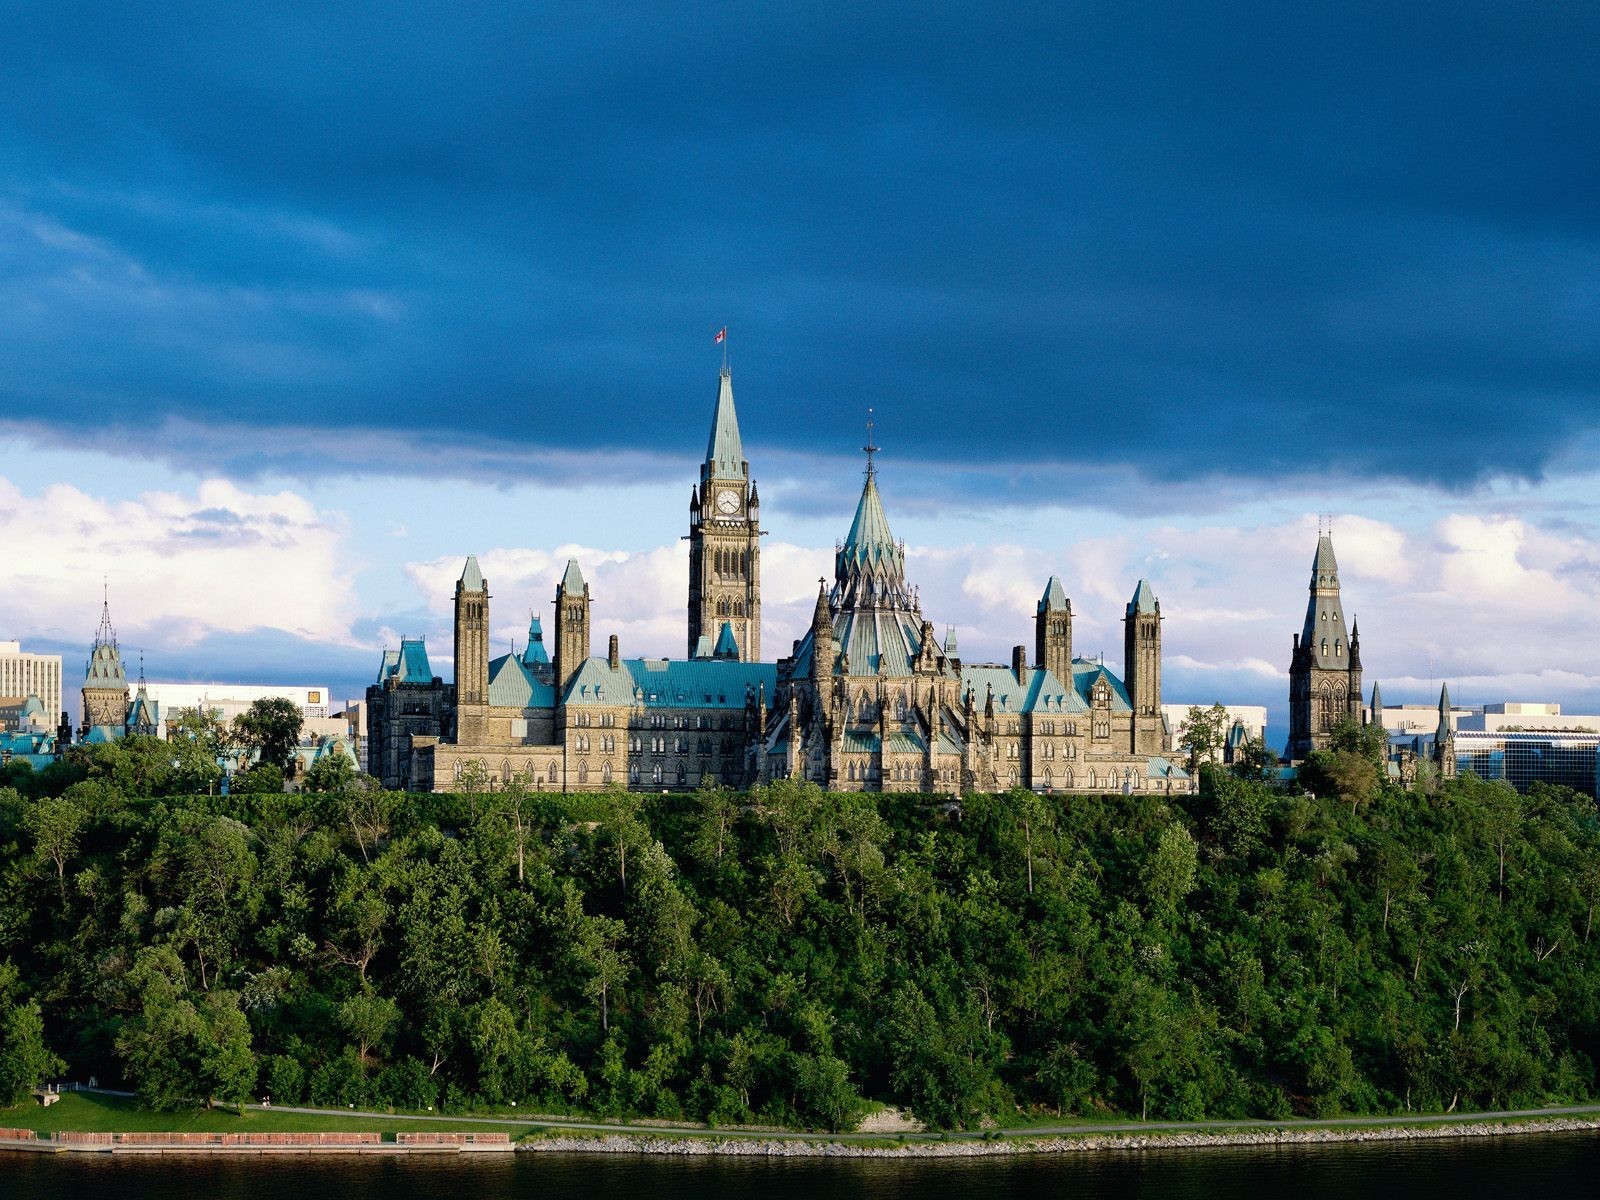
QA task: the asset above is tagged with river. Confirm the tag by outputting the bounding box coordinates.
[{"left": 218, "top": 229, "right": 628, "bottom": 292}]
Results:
[{"left": 4, "top": 1134, "right": 1600, "bottom": 1199}]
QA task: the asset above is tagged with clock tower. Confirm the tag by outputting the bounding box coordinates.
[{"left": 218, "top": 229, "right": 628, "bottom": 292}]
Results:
[{"left": 687, "top": 366, "right": 762, "bottom": 661}]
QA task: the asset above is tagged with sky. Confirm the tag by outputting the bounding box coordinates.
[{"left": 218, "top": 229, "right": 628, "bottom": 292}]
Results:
[{"left": 3, "top": 2, "right": 1600, "bottom": 740}]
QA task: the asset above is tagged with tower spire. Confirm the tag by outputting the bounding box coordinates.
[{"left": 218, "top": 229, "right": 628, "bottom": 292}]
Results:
[{"left": 863, "top": 408, "right": 879, "bottom": 479}]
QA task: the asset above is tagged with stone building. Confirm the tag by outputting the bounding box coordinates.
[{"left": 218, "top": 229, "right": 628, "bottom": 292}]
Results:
[
  {"left": 76, "top": 595, "right": 160, "bottom": 743},
  {"left": 1286, "top": 533, "right": 1364, "bottom": 761},
  {"left": 367, "top": 366, "right": 1190, "bottom": 796}
]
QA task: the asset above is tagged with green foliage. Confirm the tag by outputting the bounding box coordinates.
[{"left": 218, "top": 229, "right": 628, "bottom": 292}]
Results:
[
  {"left": 1178, "top": 704, "right": 1231, "bottom": 772},
  {"left": 3, "top": 774, "right": 1600, "bottom": 1130},
  {"left": 232, "top": 762, "right": 285, "bottom": 795},
  {"left": 232, "top": 698, "right": 303, "bottom": 772},
  {"left": 303, "top": 754, "right": 356, "bottom": 794},
  {"left": 0, "top": 961, "right": 66, "bottom": 1104}
]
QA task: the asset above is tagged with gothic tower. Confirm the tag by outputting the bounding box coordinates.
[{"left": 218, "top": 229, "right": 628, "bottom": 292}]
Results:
[
  {"left": 687, "top": 367, "right": 762, "bottom": 661},
  {"left": 1124, "top": 579, "right": 1163, "bottom": 755},
  {"left": 1035, "top": 576, "right": 1072, "bottom": 680},
  {"left": 1434, "top": 682, "right": 1457, "bottom": 779},
  {"left": 81, "top": 592, "right": 130, "bottom": 733},
  {"left": 1287, "top": 532, "right": 1364, "bottom": 761},
  {"left": 554, "top": 558, "right": 591, "bottom": 696},
  {"left": 454, "top": 556, "right": 490, "bottom": 743}
]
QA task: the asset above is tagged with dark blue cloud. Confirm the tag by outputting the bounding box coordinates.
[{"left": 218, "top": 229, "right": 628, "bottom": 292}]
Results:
[{"left": 2, "top": 1, "right": 1597, "bottom": 495}]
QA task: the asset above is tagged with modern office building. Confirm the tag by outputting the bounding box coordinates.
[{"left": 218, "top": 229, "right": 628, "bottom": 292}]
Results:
[{"left": 0, "top": 640, "right": 62, "bottom": 728}]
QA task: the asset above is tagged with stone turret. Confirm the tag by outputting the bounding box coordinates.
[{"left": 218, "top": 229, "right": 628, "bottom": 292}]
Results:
[
  {"left": 1287, "top": 531, "right": 1364, "bottom": 761},
  {"left": 554, "top": 558, "right": 591, "bottom": 697},
  {"left": 1036, "top": 576, "right": 1072, "bottom": 680},
  {"left": 454, "top": 556, "right": 490, "bottom": 743},
  {"left": 1124, "top": 579, "right": 1163, "bottom": 755},
  {"left": 688, "top": 367, "right": 762, "bottom": 661},
  {"left": 81, "top": 593, "right": 130, "bottom": 734}
]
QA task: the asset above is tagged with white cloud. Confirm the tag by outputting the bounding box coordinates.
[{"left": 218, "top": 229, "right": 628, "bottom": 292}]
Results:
[{"left": 0, "top": 475, "right": 359, "bottom": 649}]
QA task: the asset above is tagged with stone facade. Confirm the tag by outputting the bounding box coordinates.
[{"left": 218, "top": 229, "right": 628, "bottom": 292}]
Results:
[
  {"left": 1286, "top": 533, "right": 1364, "bottom": 762},
  {"left": 366, "top": 366, "right": 1191, "bottom": 797},
  {"left": 81, "top": 598, "right": 130, "bottom": 734}
]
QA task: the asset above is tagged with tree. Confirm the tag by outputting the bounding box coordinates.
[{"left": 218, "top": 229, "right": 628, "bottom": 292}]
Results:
[
  {"left": 116, "top": 946, "right": 256, "bottom": 1110},
  {"left": 231, "top": 762, "right": 285, "bottom": 795},
  {"left": 0, "top": 962, "right": 65, "bottom": 1105},
  {"left": 233, "top": 697, "right": 303, "bottom": 772},
  {"left": 1229, "top": 735, "right": 1276, "bottom": 782},
  {"left": 303, "top": 753, "right": 356, "bottom": 794},
  {"left": 562, "top": 883, "right": 631, "bottom": 1033},
  {"left": 1177, "top": 704, "right": 1231, "bottom": 772},
  {"left": 23, "top": 795, "right": 83, "bottom": 897}
]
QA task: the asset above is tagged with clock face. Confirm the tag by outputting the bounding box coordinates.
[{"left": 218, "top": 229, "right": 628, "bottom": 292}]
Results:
[{"left": 716, "top": 488, "right": 740, "bottom": 515}]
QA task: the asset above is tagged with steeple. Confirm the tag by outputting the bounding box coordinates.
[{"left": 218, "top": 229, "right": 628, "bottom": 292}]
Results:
[
  {"left": 835, "top": 460, "right": 910, "bottom": 610},
  {"left": 454, "top": 555, "right": 490, "bottom": 740},
  {"left": 688, "top": 366, "right": 762, "bottom": 660},
  {"left": 1123, "top": 579, "right": 1162, "bottom": 748},
  {"left": 1036, "top": 576, "right": 1072, "bottom": 680},
  {"left": 1367, "top": 680, "right": 1384, "bottom": 725},
  {"left": 522, "top": 614, "right": 550, "bottom": 668},
  {"left": 703, "top": 368, "right": 746, "bottom": 484},
  {"left": 1300, "top": 534, "right": 1350, "bottom": 669},
  {"left": 555, "top": 558, "right": 592, "bottom": 695},
  {"left": 1287, "top": 528, "right": 1364, "bottom": 761}
]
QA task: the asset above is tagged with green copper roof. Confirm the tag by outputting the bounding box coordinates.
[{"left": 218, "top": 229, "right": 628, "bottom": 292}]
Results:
[
  {"left": 1313, "top": 533, "right": 1339, "bottom": 577},
  {"left": 1039, "top": 576, "right": 1069, "bottom": 613},
  {"left": 1127, "top": 579, "right": 1158, "bottom": 616},
  {"left": 841, "top": 473, "right": 897, "bottom": 567},
  {"left": 377, "top": 638, "right": 435, "bottom": 684},
  {"left": 563, "top": 655, "right": 777, "bottom": 709},
  {"left": 713, "top": 621, "right": 741, "bottom": 659},
  {"left": 560, "top": 558, "right": 585, "bottom": 594},
  {"left": 1300, "top": 533, "right": 1350, "bottom": 669},
  {"left": 705, "top": 369, "right": 745, "bottom": 480},
  {"left": 1439, "top": 682, "right": 1451, "bottom": 711},
  {"left": 961, "top": 664, "right": 1091, "bottom": 715},
  {"left": 459, "top": 555, "right": 485, "bottom": 591},
  {"left": 521, "top": 616, "right": 549, "bottom": 666},
  {"left": 489, "top": 653, "right": 556, "bottom": 708}
]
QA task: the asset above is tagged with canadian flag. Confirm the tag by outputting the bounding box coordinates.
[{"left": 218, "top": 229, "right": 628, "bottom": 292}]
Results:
[{"left": 713, "top": 327, "right": 726, "bottom": 344}]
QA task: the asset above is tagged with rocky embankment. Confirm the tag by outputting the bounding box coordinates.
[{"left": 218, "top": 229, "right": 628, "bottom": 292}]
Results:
[{"left": 517, "top": 1116, "right": 1600, "bottom": 1158}]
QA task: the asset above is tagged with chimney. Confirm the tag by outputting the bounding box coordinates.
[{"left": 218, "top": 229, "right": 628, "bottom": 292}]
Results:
[
  {"left": 608, "top": 634, "right": 620, "bottom": 670},
  {"left": 1012, "top": 644, "right": 1029, "bottom": 685}
]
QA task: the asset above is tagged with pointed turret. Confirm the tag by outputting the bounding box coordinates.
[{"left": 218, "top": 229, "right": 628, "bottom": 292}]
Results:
[
  {"left": 1300, "top": 535, "right": 1349, "bottom": 668},
  {"left": 1036, "top": 575, "right": 1072, "bottom": 679},
  {"left": 713, "top": 622, "right": 741, "bottom": 660},
  {"left": 453, "top": 555, "right": 490, "bottom": 740},
  {"left": 1287, "top": 528, "right": 1363, "bottom": 761},
  {"left": 1367, "top": 680, "right": 1384, "bottom": 726},
  {"left": 555, "top": 558, "right": 591, "bottom": 695},
  {"left": 704, "top": 368, "right": 746, "bottom": 483},
  {"left": 835, "top": 469, "right": 911, "bottom": 610},
  {"left": 688, "top": 366, "right": 761, "bottom": 660},
  {"left": 81, "top": 587, "right": 131, "bottom": 733},
  {"left": 521, "top": 615, "right": 550, "bottom": 668},
  {"left": 1123, "top": 579, "right": 1162, "bottom": 750},
  {"left": 1434, "top": 682, "right": 1457, "bottom": 777}
]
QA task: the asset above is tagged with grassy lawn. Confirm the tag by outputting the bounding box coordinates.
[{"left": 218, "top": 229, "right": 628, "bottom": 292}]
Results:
[{"left": 0, "top": 1092, "right": 552, "bottom": 1138}]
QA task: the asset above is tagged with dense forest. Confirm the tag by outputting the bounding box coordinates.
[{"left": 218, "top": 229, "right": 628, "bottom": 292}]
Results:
[{"left": 4, "top": 721, "right": 1600, "bottom": 1130}]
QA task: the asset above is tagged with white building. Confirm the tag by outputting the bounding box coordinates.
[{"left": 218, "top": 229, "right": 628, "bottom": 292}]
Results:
[
  {"left": 1373, "top": 700, "right": 1600, "bottom": 737},
  {"left": 142, "top": 683, "right": 346, "bottom": 740},
  {"left": 1162, "top": 703, "right": 1269, "bottom": 757},
  {"left": 0, "top": 640, "right": 62, "bottom": 725}
]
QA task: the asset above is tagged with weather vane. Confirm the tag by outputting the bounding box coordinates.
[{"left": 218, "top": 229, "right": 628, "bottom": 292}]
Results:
[{"left": 863, "top": 408, "right": 879, "bottom": 477}]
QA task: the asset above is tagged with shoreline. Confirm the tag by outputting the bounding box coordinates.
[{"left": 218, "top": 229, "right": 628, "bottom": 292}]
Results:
[{"left": 4, "top": 1115, "right": 1599, "bottom": 1159}]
